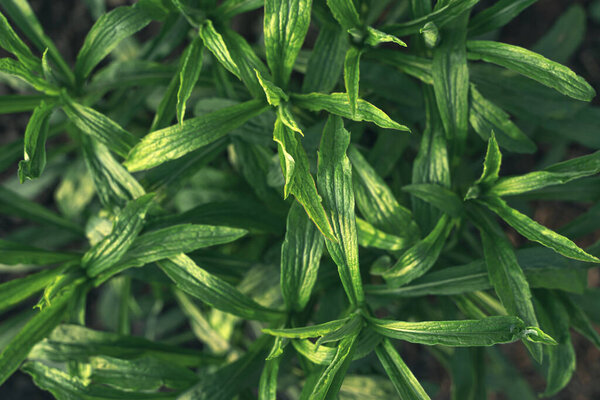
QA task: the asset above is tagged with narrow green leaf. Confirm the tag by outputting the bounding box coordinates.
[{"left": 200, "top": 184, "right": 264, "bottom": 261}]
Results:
[
  {"left": 467, "top": 40, "right": 596, "bottom": 101},
  {"left": 302, "top": 25, "right": 347, "bottom": 93},
  {"left": 479, "top": 196, "right": 599, "bottom": 263},
  {"left": 304, "top": 331, "right": 359, "bottom": 400},
  {"left": 560, "top": 293, "right": 600, "bottom": 350},
  {"left": 356, "top": 217, "right": 410, "bottom": 251},
  {"left": 264, "top": 0, "right": 313, "bottom": 87},
  {"left": 199, "top": 19, "right": 240, "bottom": 78},
  {"left": 317, "top": 116, "right": 364, "bottom": 305},
  {"left": 535, "top": 292, "right": 575, "bottom": 397},
  {"left": 364, "top": 27, "right": 407, "bottom": 47},
  {"left": 30, "top": 324, "right": 217, "bottom": 367},
  {"left": 281, "top": 201, "right": 325, "bottom": 311},
  {"left": 384, "top": 0, "right": 479, "bottom": 37},
  {"left": 89, "top": 355, "right": 197, "bottom": 391},
  {"left": 344, "top": 46, "right": 362, "bottom": 116},
  {"left": 368, "top": 315, "right": 546, "bottom": 346},
  {"left": 176, "top": 36, "right": 204, "bottom": 124},
  {"left": 381, "top": 214, "right": 454, "bottom": 288},
  {"left": 0, "top": 94, "right": 48, "bottom": 114},
  {"left": 61, "top": 96, "right": 138, "bottom": 158},
  {"left": 477, "top": 132, "right": 502, "bottom": 185},
  {"left": 0, "top": 288, "right": 72, "bottom": 386},
  {"left": 125, "top": 99, "right": 268, "bottom": 171},
  {"left": 258, "top": 357, "right": 280, "bottom": 400},
  {"left": 263, "top": 317, "right": 350, "bottom": 339},
  {"left": 468, "top": 0, "right": 536, "bottom": 37},
  {"left": 0, "top": 267, "right": 63, "bottom": 313},
  {"left": 200, "top": 20, "right": 270, "bottom": 98},
  {"left": 490, "top": 150, "right": 600, "bottom": 197},
  {"left": 217, "top": 0, "right": 264, "bottom": 19},
  {"left": 113, "top": 223, "right": 247, "bottom": 273},
  {"left": 375, "top": 339, "right": 431, "bottom": 400},
  {"left": 273, "top": 117, "right": 336, "bottom": 241},
  {"left": 158, "top": 253, "right": 283, "bottom": 322},
  {"left": 412, "top": 88, "right": 451, "bottom": 233},
  {"left": 0, "top": 239, "right": 78, "bottom": 266},
  {"left": 178, "top": 335, "right": 270, "bottom": 400},
  {"left": 316, "top": 313, "right": 363, "bottom": 347},
  {"left": 277, "top": 102, "right": 304, "bottom": 135},
  {"left": 326, "top": 0, "right": 361, "bottom": 29},
  {"left": 174, "top": 290, "right": 230, "bottom": 354},
  {"left": 469, "top": 85, "right": 536, "bottom": 153},
  {"left": 0, "top": 0, "right": 74, "bottom": 84},
  {"left": 402, "top": 183, "right": 463, "bottom": 217},
  {"left": 468, "top": 204, "right": 542, "bottom": 361},
  {"left": 291, "top": 327, "right": 381, "bottom": 365},
  {"left": 81, "top": 135, "right": 145, "bottom": 210},
  {"left": 349, "top": 145, "right": 419, "bottom": 239},
  {"left": 367, "top": 247, "right": 587, "bottom": 297},
  {"left": 82, "top": 193, "right": 155, "bottom": 277},
  {"left": 368, "top": 49, "right": 433, "bottom": 84},
  {"left": 256, "top": 69, "right": 289, "bottom": 107},
  {"left": 0, "top": 185, "right": 83, "bottom": 235},
  {"left": 75, "top": 4, "right": 152, "bottom": 79},
  {"left": 292, "top": 92, "right": 410, "bottom": 131},
  {"left": 22, "top": 361, "right": 177, "bottom": 400},
  {"left": 0, "top": 58, "right": 57, "bottom": 94},
  {"left": 432, "top": 13, "right": 469, "bottom": 157},
  {"left": 17, "top": 101, "right": 53, "bottom": 183},
  {"left": 0, "top": 9, "right": 39, "bottom": 71}
]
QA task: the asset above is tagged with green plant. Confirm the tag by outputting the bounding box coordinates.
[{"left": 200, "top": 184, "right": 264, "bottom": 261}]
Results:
[{"left": 1, "top": 0, "right": 599, "bottom": 398}]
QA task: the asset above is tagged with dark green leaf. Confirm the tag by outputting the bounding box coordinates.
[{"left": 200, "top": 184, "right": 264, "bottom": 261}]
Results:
[
  {"left": 467, "top": 40, "right": 596, "bottom": 101},
  {"left": 158, "top": 254, "right": 283, "bottom": 322},
  {"left": 30, "top": 324, "right": 217, "bottom": 367},
  {"left": 17, "top": 101, "right": 54, "bottom": 183},
  {"left": 317, "top": 116, "right": 364, "bottom": 304},
  {"left": 0, "top": 267, "right": 63, "bottom": 313},
  {"left": 75, "top": 4, "right": 152, "bottom": 79},
  {"left": 0, "top": 186, "right": 83, "bottom": 235},
  {"left": 349, "top": 145, "right": 419, "bottom": 238},
  {"left": 292, "top": 92, "right": 410, "bottom": 131},
  {"left": 273, "top": 116, "right": 336, "bottom": 241},
  {"left": 125, "top": 99, "right": 268, "bottom": 171},
  {"left": 176, "top": 36, "right": 204, "bottom": 124},
  {"left": 82, "top": 193, "right": 155, "bottom": 277},
  {"left": 281, "top": 201, "right": 325, "bottom": 311},
  {"left": 384, "top": 0, "right": 479, "bottom": 37},
  {"left": 402, "top": 183, "right": 463, "bottom": 217},
  {"left": 22, "top": 361, "right": 177, "bottom": 400},
  {"left": 81, "top": 135, "right": 145, "bottom": 210},
  {"left": 469, "top": 85, "right": 536, "bottom": 153},
  {"left": 344, "top": 46, "right": 362, "bottom": 115},
  {"left": 264, "top": 0, "right": 313, "bottom": 87},
  {"left": 61, "top": 95, "right": 138, "bottom": 158},
  {"left": 0, "top": 288, "right": 73, "bottom": 386},
  {"left": 479, "top": 196, "right": 599, "bottom": 263},
  {"left": 0, "top": 9, "right": 39, "bottom": 71},
  {"left": 368, "top": 315, "right": 553, "bottom": 346},
  {"left": 381, "top": 214, "right": 454, "bottom": 287},
  {"left": 432, "top": 13, "right": 469, "bottom": 157},
  {"left": 375, "top": 339, "right": 431, "bottom": 400},
  {"left": 535, "top": 291, "right": 575, "bottom": 397},
  {"left": 302, "top": 25, "right": 348, "bottom": 93},
  {"left": 468, "top": 204, "right": 542, "bottom": 361},
  {"left": 326, "top": 0, "right": 361, "bottom": 29}
]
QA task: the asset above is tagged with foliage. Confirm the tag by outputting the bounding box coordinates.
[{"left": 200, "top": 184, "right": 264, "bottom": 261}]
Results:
[{"left": 0, "top": 0, "right": 599, "bottom": 398}]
